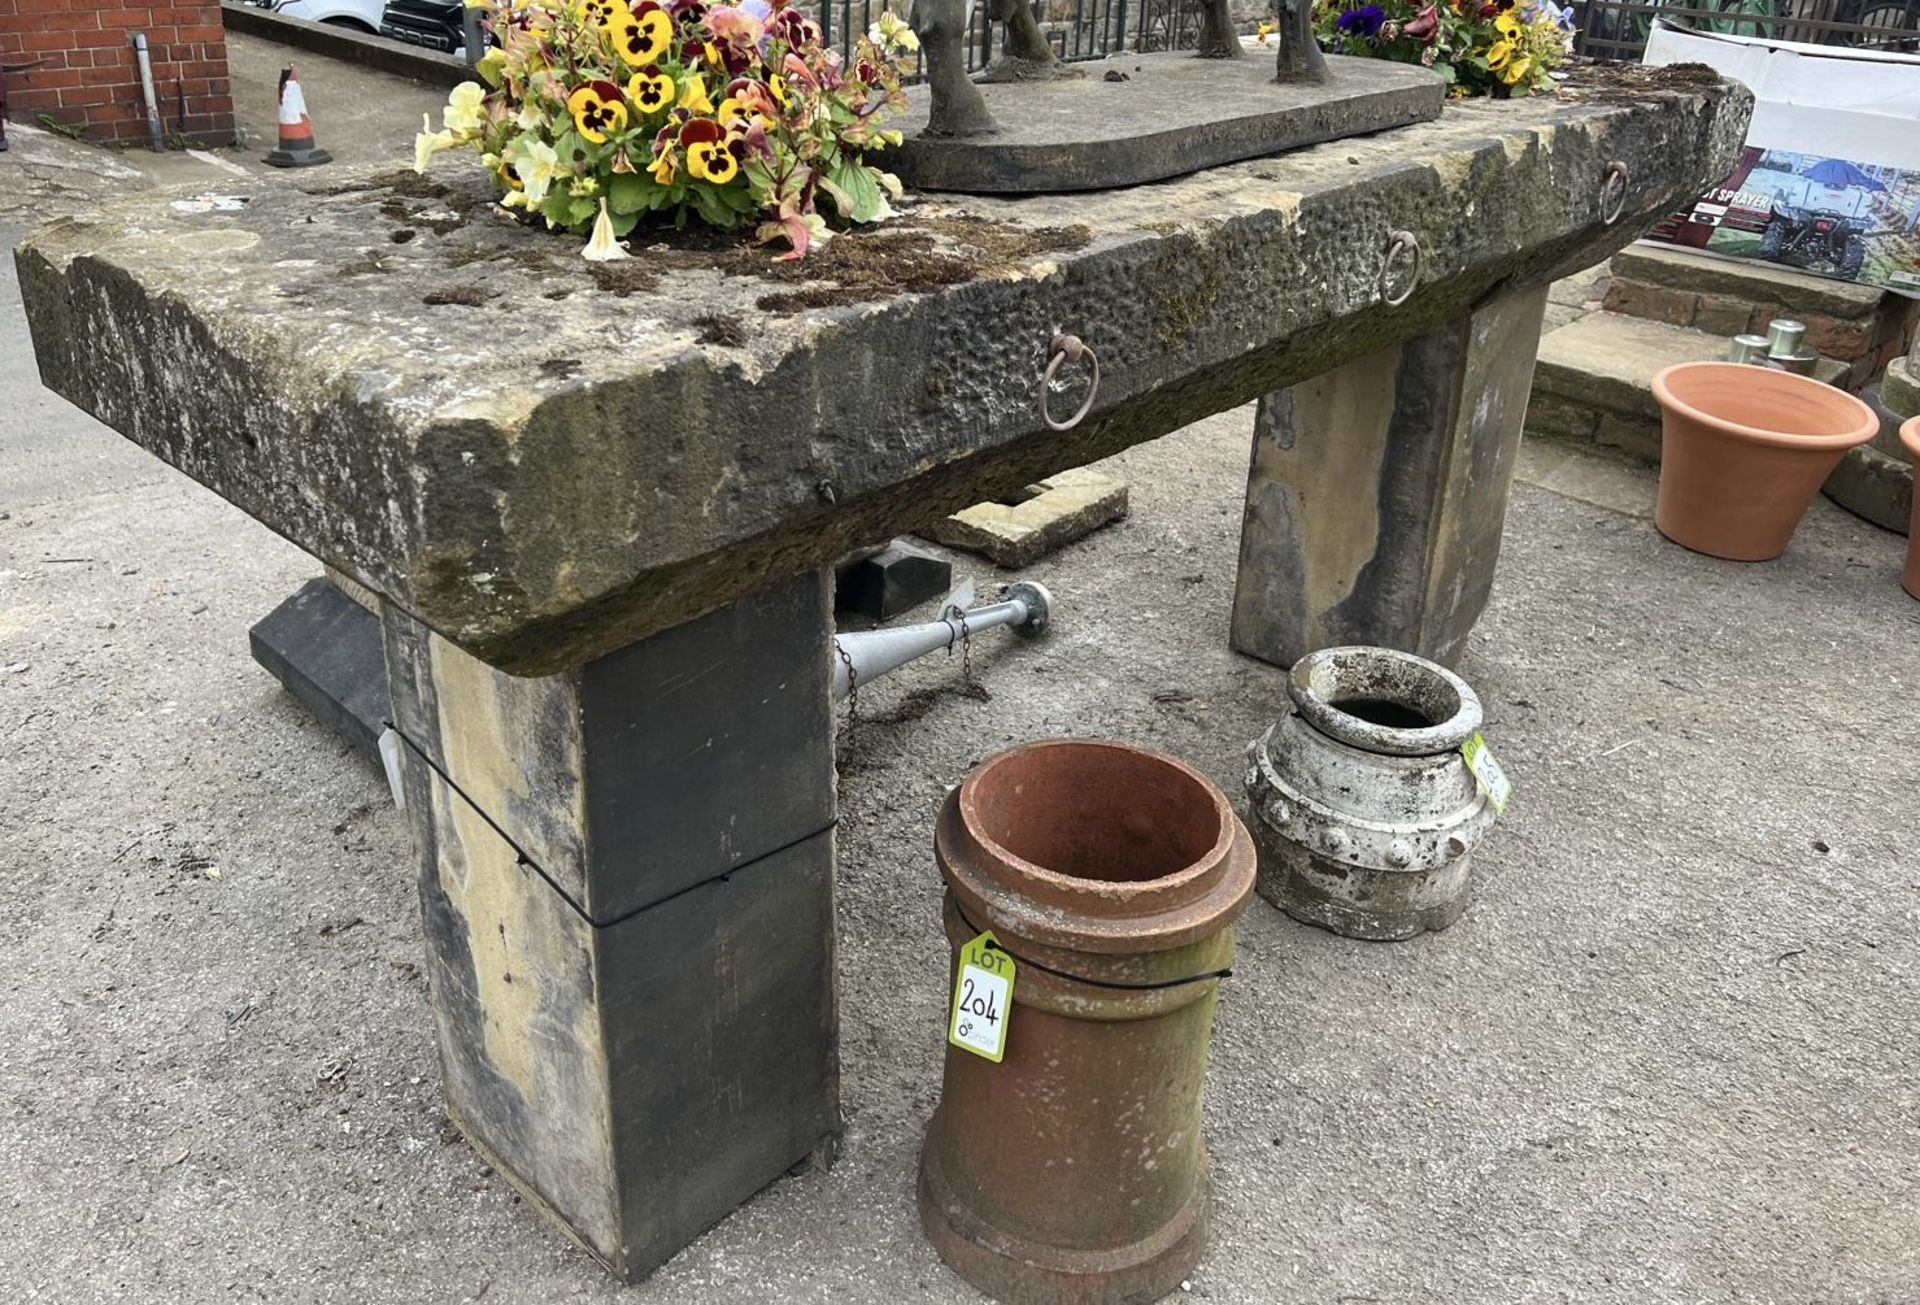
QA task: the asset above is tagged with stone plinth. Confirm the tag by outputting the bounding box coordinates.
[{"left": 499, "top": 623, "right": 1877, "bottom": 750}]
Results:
[{"left": 18, "top": 68, "right": 1750, "bottom": 677}]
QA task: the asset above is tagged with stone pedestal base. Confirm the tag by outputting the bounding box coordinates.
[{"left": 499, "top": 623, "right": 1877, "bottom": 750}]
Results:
[
  {"left": 1231, "top": 284, "right": 1550, "bottom": 669},
  {"left": 380, "top": 573, "right": 841, "bottom": 1280}
]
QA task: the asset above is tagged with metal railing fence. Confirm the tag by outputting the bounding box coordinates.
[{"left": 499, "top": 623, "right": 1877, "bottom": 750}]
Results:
[{"left": 1570, "top": 0, "right": 1918, "bottom": 59}]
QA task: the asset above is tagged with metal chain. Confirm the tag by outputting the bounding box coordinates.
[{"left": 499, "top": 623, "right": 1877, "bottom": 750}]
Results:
[
  {"left": 835, "top": 639, "right": 859, "bottom": 761},
  {"left": 953, "top": 607, "right": 991, "bottom": 701}
]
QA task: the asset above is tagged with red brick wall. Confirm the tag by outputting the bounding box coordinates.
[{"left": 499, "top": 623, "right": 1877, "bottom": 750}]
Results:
[{"left": 1, "top": 0, "right": 234, "bottom": 146}]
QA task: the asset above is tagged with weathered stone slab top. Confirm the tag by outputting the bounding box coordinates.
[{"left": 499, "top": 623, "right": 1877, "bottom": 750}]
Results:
[
  {"left": 889, "top": 53, "right": 1444, "bottom": 193},
  {"left": 18, "top": 64, "right": 1749, "bottom": 674}
]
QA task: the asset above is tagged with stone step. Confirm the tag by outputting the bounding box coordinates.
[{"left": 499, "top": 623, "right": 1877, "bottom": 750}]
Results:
[
  {"left": 1609, "top": 241, "right": 1884, "bottom": 325},
  {"left": 1525, "top": 310, "right": 1846, "bottom": 464},
  {"left": 1601, "top": 241, "right": 1919, "bottom": 389}
]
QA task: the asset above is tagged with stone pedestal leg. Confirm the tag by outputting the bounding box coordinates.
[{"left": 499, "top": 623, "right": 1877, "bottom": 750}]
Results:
[
  {"left": 379, "top": 572, "right": 839, "bottom": 1281},
  {"left": 1231, "top": 284, "right": 1550, "bottom": 669}
]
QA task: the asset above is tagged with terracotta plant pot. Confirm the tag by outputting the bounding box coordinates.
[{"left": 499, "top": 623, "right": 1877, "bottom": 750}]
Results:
[
  {"left": 1904, "top": 416, "right": 1920, "bottom": 599},
  {"left": 1651, "top": 362, "right": 1879, "bottom": 562},
  {"left": 920, "top": 739, "right": 1255, "bottom": 1305}
]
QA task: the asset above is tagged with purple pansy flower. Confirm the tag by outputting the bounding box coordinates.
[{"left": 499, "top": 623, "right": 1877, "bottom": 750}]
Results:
[{"left": 1335, "top": 4, "right": 1388, "bottom": 36}]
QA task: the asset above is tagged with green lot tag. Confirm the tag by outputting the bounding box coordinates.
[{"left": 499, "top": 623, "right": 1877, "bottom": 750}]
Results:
[
  {"left": 948, "top": 931, "right": 1015, "bottom": 1063},
  {"left": 1461, "top": 731, "right": 1513, "bottom": 815}
]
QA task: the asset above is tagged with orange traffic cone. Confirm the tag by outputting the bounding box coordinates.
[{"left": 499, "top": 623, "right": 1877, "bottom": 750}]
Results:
[{"left": 264, "top": 65, "right": 331, "bottom": 168}]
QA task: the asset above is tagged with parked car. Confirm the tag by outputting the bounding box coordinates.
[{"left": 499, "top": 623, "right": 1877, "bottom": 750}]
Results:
[
  {"left": 380, "top": 0, "right": 473, "bottom": 56},
  {"left": 270, "top": 0, "right": 386, "bottom": 33}
]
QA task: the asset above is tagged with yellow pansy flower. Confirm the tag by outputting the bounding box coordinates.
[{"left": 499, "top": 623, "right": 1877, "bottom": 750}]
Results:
[
  {"left": 607, "top": 6, "right": 673, "bottom": 66},
  {"left": 628, "top": 71, "right": 676, "bottom": 115},
  {"left": 474, "top": 47, "right": 506, "bottom": 86},
  {"left": 568, "top": 81, "right": 628, "bottom": 143},
  {"left": 686, "top": 140, "right": 738, "bottom": 184},
  {"left": 869, "top": 8, "right": 919, "bottom": 50},
  {"left": 678, "top": 72, "right": 714, "bottom": 114},
  {"left": 414, "top": 113, "right": 457, "bottom": 172},
  {"left": 718, "top": 93, "right": 774, "bottom": 128},
  {"left": 508, "top": 136, "right": 561, "bottom": 203}
]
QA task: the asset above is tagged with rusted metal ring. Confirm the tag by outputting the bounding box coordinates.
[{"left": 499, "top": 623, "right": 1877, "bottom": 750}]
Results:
[
  {"left": 1380, "top": 229, "right": 1420, "bottom": 307},
  {"left": 1599, "top": 161, "right": 1630, "bottom": 225},
  {"left": 1040, "top": 333, "right": 1100, "bottom": 432}
]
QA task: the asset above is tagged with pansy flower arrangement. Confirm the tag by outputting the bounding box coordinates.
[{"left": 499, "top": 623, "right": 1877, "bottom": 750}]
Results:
[
  {"left": 1315, "top": 0, "right": 1573, "bottom": 97},
  {"left": 415, "top": 0, "right": 919, "bottom": 258}
]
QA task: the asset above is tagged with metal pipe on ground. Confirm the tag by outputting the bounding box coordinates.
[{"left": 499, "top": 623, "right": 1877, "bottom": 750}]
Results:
[{"left": 830, "top": 582, "right": 1050, "bottom": 700}]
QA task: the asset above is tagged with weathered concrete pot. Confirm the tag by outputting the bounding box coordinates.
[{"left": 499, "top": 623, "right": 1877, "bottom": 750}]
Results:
[
  {"left": 1651, "top": 362, "right": 1878, "bottom": 562},
  {"left": 1821, "top": 381, "right": 1914, "bottom": 535},
  {"left": 920, "top": 739, "right": 1255, "bottom": 1305},
  {"left": 1245, "top": 646, "right": 1496, "bottom": 941},
  {"left": 1903, "top": 417, "right": 1920, "bottom": 599}
]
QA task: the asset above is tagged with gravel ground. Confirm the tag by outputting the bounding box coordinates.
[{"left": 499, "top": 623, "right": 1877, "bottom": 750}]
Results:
[{"left": 6, "top": 192, "right": 1919, "bottom": 1302}]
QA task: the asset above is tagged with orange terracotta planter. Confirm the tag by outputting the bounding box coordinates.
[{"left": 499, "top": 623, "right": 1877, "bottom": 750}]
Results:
[
  {"left": 1903, "top": 416, "right": 1920, "bottom": 599},
  {"left": 1651, "top": 362, "right": 1879, "bottom": 562}
]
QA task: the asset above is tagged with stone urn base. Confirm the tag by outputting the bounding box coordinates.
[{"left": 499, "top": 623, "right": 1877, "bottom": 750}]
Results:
[
  {"left": 1245, "top": 647, "right": 1498, "bottom": 942},
  {"left": 1904, "top": 416, "right": 1920, "bottom": 599},
  {"left": 1823, "top": 367, "right": 1917, "bottom": 535}
]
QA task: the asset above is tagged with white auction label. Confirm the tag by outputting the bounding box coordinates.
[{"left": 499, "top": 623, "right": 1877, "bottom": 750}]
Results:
[
  {"left": 1460, "top": 731, "right": 1513, "bottom": 815},
  {"left": 948, "top": 931, "right": 1015, "bottom": 1063}
]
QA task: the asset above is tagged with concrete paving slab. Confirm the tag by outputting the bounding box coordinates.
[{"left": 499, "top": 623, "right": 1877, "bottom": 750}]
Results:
[
  {"left": 1530, "top": 312, "right": 1852, "bottom": 466},
  {"left": 1542, "top": 299, "right": 1586, "bottom": 333},
  {"left": 922, "top": 467, "right": 1129, "bottom": 569},
  {"left": 3, "top": 64, "right": 1917, "bottom": 1302},
  {"left": 1535, "top": 312, "right": 1732, "bottom": 421},
  {"left": 1547, "top": 262, "right": 1610, "bottom": 310},
  {"left": 1516, "top": 437, "right": 1659, "bottom": 519}
]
